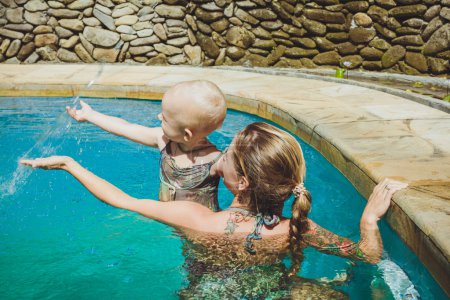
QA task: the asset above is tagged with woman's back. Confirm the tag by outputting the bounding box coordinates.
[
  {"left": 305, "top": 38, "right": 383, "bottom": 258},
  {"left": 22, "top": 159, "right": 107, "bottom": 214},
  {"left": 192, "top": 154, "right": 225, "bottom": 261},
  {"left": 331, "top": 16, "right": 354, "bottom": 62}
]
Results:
[{"left": 182, "top": 210, "right": 291, "bottom": 267}]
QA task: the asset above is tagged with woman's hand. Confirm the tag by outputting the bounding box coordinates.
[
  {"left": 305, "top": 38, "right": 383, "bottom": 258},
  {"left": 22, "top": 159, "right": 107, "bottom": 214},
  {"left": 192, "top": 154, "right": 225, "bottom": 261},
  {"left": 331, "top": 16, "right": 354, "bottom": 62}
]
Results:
[
  {"left": 66, "top": 100, "right": 93, "bottom": 122},
  {"left": 362, "top": 178, "right": 408, "bottom": 224},
  {"left": 20, "top": 156, "right": 74, "bottom": 170}
]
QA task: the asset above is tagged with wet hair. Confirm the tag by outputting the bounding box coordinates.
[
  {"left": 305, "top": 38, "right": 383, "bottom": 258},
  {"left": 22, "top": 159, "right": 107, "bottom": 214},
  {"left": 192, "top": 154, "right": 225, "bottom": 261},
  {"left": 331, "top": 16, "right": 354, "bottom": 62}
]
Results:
[
  {"left": 231, "top": 122, "right": 312, "bottom": 276},
  {"left": 168, "top": 80, "right": 227, "bottom": 134}
]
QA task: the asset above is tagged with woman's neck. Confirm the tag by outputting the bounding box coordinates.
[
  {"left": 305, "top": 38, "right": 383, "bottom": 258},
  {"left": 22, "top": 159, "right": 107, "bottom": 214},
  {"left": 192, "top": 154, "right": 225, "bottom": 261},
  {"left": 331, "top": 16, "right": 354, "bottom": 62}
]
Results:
[{"left": 228, "top": 197, "right": 250, "bottom": 210}]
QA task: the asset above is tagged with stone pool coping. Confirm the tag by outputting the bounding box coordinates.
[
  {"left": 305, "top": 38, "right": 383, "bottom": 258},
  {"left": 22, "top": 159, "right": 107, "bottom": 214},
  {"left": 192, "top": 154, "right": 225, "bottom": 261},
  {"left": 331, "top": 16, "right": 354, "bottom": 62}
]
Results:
[{"left": 0, "top": 64, "right": 449, "bottom": 294}]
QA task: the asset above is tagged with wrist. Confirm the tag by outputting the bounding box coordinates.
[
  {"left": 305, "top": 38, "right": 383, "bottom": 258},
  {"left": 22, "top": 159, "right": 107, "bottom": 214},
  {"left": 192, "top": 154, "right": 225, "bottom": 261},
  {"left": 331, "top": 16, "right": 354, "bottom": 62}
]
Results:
[
  {"left": 361, "top": 214, "right": 379, "bottom": 229},
  {"left": 62, "top": 157, "right": 77, "bottom": 171}
]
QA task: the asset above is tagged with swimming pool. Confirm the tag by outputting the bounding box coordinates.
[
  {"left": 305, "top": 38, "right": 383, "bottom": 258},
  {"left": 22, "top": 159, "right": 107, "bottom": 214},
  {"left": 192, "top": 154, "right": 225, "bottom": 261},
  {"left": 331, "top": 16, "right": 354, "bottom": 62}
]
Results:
[{"left": 0, "top": 97, "right": 446, "bottom": 299}]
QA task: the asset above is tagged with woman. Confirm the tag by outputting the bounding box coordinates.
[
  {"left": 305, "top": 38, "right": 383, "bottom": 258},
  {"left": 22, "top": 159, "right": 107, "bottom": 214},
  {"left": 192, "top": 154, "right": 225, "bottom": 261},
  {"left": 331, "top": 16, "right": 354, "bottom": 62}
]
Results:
[{"left": 21, "top": 122, "right": 407, "bottom": 297}]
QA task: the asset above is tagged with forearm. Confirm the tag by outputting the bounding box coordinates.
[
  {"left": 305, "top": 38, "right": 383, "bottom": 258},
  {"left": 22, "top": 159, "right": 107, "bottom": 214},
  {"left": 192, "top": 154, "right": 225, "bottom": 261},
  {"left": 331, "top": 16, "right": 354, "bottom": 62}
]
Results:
[
  {"left": 85, "top": 110, "right": 162, "bottom": 147},
  {"left": 303, "top": 219, "right": 382, "bottom": 263},
  {"left": 358, "top": 217, "right": 382, "bottom": 263},
  {"left": 86, "top": 110, "right": 131, "bottom": 137},
  {"left": 63, "top": 160, "right": 137, "bottom": 209}
]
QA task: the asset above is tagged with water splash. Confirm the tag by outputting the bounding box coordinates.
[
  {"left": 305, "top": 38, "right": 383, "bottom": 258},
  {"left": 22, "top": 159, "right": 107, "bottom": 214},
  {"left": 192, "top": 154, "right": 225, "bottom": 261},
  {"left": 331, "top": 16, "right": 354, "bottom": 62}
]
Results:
[
  {"left": 0, "top": 65, "right": 105, "bottom": 197},
  {"left": 375, "top": 259, "right": 420, "bottom": 300}
]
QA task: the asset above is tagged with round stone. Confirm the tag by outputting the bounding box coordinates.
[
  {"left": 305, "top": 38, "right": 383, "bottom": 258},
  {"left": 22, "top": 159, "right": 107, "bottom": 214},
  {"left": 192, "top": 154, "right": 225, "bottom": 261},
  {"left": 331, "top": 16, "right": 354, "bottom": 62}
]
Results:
[
  {"left": 154, "top": 43, "right": 182, "bottom": 55},
  {"left": 59, "top": 19, "right": 84, "bottom": 32},
  {"left": 423, "top": 24, "right": 450, "bottom": 56},
  {"left": 24, "top": 0, "right": 49, "bottom": 12},
  {"left": 24, "top": 11, "right": 48, "bottom": 25},
  {"left": 195, "top": 32, "right": 220, "bottom": 58},
  {"left": 74, "top": 43, "right": 95, "bottom": 63},
  {"left": 195, "top": 7, "right": 223, "bottom": 23},
  {"left": 60, "top": 36, "right": 80, "bottom": 48},
  {"left": 93, "top": 46, "right": 120, "bottom": 63},
  {"left": 381, "top": 45, "right": 406, "bottom": 68},
  {"left": 17, "top": 42, "right": 35, "bottom": 61},
  {"left": 248, "top": 9, "right": 277, "bottom": 21},
  {"left": 36, "top": 45, "right": 57, "bottom": 61},
  {"left": 154, "top": 5, "right": 185, "bottom": 19},
  {"left": 226, "top": 46, "right": 245, "bottom": 60},
  {"left": 360, "top": 47, "right": 384, "bottom": 60},
  {"left": 5, "top": 8, "right": 24, "bottom": 23},
  {"left": 339, "top": 55, "right": 363, "bottom": 69},
  {"left": 354, "top": 13, "right": 372, "bottom": 27},
  {"left": 389, "top": 5, "right": 427, "bottom": 19},
  {"left": 0, "top": 28, "right": 24, "bottom": 39},
  {"left": 57, "top": 48, "right": 81, "bottom": 62},
  {"left": 35, "top": 33, "right": 58, "bottom": 47},
  {"left": 405, "top": 52, "right": 428, "bottom": 72},
  {"left": 83, "top": 26, "right": 120, "bottom": 47},
  {"left": 226, "top": 26, "right": 255, "bottom": 49},
  {"left": 67, "top": 0, "right": 95, "bottom": 10},
  {"left": 302, "top": 19, "right": 327, "bottom": 36},
  {"left": 312, "top": 51, "right": 341, "bottom": 65},
  {"left": 5, "top": 39, "right": 21, "bottom": 57},
  {"left": 33, "top": 25, "right": 53, "bottom": 34},
  {"left": 349, "top": 27, "right": 376, "bottom": 43},
  {"left": 115, "top": 15, "right": 139, "bottom": 26}
]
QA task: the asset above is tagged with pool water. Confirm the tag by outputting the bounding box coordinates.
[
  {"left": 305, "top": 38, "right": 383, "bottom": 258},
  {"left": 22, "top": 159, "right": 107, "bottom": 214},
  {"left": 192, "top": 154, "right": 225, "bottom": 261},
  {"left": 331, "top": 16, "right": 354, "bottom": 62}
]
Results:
[{"left": 0, "top": 97, "right": 446, "bottom": 299}]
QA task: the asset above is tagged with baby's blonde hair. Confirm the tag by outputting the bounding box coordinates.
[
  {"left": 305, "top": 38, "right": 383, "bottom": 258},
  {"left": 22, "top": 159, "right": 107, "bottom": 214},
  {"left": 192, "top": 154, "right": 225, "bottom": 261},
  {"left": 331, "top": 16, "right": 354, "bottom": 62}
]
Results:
[
  {"left": 168, "top": 80, "right": 227, "bottom": 135},
  {"left": 232, "top": 122, "right": 311, "bottom": 276}
]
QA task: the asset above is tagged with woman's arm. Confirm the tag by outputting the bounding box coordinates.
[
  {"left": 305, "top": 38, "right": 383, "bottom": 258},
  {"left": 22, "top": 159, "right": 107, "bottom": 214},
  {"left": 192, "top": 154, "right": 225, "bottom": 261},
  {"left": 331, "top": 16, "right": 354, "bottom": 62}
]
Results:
[
  {"left": 302, "top": 179, "right": 407, "bottom": 263},
  {"left": 20, "top": 156, "right": 215, "bottom": 230},
  {"left": 301, "top": 219, "right": 377, "bottom": 263}
]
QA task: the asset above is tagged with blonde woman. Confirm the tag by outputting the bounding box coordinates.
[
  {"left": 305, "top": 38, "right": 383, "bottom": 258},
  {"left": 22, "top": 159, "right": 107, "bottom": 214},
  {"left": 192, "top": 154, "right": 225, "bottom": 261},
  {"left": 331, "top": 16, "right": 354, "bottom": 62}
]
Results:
[{"left": 21, "top": 122, "right": 407, "bottom": 297}]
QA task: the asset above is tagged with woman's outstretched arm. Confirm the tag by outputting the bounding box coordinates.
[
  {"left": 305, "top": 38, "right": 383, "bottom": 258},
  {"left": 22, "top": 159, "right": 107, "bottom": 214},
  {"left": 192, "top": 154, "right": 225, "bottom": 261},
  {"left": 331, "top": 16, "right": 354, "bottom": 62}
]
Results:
[
  {"left": 20, "top": 156, "right": 215, "bottom": 231},
  {"left": 302, "top": 179, "right": 407, "bottom": 263}
]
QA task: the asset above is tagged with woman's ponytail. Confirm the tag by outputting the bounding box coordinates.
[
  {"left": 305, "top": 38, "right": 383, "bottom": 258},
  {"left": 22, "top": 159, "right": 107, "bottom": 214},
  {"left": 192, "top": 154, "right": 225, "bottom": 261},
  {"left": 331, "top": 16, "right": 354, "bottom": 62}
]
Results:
[{"left": 289, "top": 183, "right": 312, "bottom": 276}]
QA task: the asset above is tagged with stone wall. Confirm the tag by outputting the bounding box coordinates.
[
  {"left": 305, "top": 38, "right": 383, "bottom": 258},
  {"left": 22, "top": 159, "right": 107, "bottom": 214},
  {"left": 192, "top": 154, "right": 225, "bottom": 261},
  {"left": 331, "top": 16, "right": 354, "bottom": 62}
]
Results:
[{"left": 0, "top": 0, "right": 449, "bottom": 75}]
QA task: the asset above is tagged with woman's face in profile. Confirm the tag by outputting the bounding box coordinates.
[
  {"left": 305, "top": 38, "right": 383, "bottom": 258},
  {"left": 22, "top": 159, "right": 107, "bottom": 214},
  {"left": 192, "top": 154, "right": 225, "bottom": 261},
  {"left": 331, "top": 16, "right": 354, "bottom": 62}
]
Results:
[{"left": 214, "top": 140, "right": 242, "bottom": 196}]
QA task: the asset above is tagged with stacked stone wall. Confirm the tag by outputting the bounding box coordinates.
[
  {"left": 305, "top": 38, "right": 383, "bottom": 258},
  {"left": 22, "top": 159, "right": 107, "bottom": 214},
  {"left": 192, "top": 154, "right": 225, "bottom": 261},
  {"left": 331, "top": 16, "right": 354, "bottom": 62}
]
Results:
[{"left": 0, "top": 0, "right": 448, "bottom": 75}]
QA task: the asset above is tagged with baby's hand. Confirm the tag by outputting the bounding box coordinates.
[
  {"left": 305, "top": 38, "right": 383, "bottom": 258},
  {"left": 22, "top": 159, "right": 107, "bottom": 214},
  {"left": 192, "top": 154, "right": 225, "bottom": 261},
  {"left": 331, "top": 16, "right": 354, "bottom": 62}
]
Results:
[
  {"left": 66, "top": 100, "right": 92, "bottom": 122},
  {"left": 20, "top": 156, "right": 73, "bottom": 170}
]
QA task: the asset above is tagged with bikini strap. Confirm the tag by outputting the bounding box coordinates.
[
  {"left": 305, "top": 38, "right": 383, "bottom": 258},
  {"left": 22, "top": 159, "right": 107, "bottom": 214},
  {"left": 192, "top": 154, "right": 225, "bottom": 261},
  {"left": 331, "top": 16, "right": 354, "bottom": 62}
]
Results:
[{"left": 226, "top": 207, "right": 280, "bottom": 255}]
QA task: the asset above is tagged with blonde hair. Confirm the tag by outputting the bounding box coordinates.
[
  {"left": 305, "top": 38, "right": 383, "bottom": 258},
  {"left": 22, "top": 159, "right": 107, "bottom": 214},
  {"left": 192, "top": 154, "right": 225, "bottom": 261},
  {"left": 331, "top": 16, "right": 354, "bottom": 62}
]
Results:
[
  {"left": 232, "top": 122, "right": 311, "bottom": 276},
  {"left": 168, "top": 80, "right": 227, "bottom": 134}
]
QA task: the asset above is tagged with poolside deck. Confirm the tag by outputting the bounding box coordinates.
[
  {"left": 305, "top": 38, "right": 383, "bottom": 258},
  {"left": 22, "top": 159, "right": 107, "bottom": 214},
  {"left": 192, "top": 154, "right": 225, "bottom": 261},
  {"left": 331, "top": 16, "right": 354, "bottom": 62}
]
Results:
[{"left": 0, "top": 64, "right": 449, "bottom": 294}]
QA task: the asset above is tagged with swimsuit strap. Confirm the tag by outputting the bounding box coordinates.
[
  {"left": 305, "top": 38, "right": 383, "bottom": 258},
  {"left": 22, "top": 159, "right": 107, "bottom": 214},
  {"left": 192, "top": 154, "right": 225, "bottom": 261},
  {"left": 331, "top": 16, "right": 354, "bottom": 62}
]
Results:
[{"left": 226, "top": 207, "right": 280, "bottom": 255}]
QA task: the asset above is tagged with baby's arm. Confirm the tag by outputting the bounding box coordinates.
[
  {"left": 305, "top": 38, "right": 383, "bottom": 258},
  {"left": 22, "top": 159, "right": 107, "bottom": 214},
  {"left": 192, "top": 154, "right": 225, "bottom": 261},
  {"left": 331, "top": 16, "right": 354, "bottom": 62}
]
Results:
[
  {"left": 302, "top": 179, "right": 407, "bottom": 264},
  {"left": 67, "top": 100, "right": 164, "bottom": 148}
]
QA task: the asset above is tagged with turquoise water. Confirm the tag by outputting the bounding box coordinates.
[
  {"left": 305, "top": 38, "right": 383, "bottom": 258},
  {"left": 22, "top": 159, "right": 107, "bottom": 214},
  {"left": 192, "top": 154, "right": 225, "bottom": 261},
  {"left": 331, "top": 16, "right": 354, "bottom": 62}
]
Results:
[{"left": 0, "top": 97, "right": 446, "bottom": 299}]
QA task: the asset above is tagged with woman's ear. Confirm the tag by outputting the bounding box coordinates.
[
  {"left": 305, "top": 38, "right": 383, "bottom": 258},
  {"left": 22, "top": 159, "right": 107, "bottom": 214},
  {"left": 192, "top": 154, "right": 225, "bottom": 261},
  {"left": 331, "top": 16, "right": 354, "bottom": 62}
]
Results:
[
  {"left": 237, "top": 176, "right": 249, "bottom": 191},
  {"left": 184, "top": 128, "right": 193, "bottom": 142}
]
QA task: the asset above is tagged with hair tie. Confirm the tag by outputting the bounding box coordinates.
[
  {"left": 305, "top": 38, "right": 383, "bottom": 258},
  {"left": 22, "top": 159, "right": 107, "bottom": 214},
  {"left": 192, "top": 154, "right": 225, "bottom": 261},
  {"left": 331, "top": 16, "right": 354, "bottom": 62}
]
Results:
[{"left": 293, "top": 183, "right": 306, "bottom": 197}]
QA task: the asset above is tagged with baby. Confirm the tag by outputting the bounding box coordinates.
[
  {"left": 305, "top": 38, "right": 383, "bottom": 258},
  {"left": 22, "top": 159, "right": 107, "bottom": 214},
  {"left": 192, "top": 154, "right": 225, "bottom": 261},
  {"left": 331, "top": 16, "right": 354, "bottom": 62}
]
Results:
[{"left": 66, "top": 80, "right": 227, "bottom": 211}]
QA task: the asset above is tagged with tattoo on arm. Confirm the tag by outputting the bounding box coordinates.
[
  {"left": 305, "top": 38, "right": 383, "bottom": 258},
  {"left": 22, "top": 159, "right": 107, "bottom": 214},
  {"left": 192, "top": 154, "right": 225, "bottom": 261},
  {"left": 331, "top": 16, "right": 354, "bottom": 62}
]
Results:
[{"left": 301, "top": 221, "right": 367, "bottom": 261}]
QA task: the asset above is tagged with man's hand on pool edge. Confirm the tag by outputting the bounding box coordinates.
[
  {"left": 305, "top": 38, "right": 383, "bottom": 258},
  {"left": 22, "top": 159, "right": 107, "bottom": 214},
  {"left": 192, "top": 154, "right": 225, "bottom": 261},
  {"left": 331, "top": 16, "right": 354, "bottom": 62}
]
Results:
[{"left": 20, "top": 156, "right": 74, "bottom": 170}]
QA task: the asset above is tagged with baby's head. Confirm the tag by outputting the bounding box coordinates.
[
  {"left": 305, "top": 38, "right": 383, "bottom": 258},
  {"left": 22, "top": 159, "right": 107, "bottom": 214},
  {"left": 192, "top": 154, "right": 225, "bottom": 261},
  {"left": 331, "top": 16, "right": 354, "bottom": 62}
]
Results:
[{"left": 159, "top": 80, "right": 226, "bottom": 144}]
